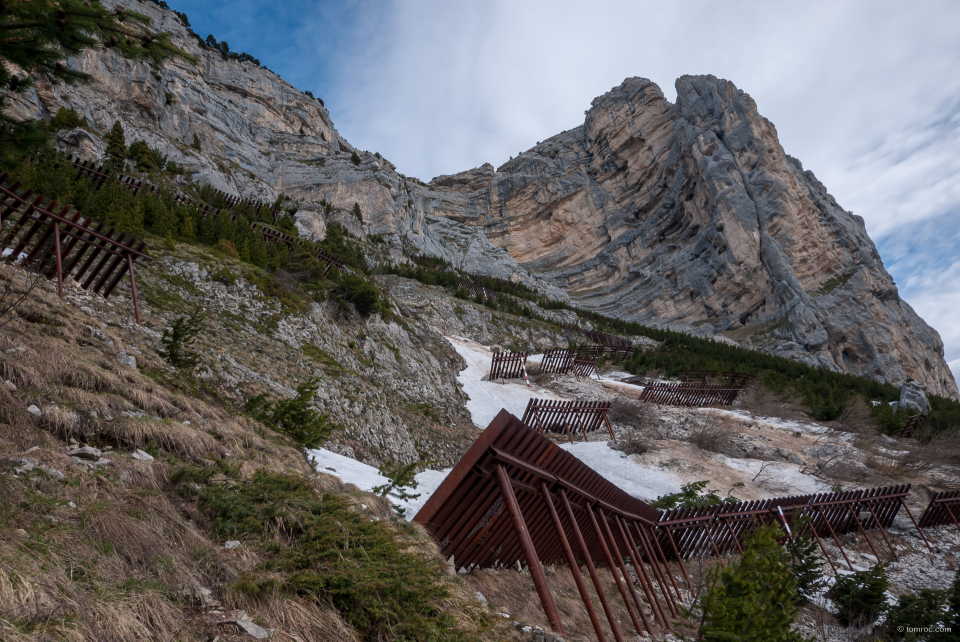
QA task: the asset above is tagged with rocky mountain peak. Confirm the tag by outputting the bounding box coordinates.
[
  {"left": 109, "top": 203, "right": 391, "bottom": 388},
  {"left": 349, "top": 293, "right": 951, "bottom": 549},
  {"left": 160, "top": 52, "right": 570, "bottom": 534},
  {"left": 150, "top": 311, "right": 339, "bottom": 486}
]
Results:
[{"left": 5, "top": 0, "right": 954, "bottom": 398}]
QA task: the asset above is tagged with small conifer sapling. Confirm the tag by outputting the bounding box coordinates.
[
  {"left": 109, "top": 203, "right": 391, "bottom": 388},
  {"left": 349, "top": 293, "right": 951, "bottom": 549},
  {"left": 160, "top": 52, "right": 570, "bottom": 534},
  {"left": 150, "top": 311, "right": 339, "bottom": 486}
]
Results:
[{"left": 157, "top": 308, "right": 203, "bottom": 368}]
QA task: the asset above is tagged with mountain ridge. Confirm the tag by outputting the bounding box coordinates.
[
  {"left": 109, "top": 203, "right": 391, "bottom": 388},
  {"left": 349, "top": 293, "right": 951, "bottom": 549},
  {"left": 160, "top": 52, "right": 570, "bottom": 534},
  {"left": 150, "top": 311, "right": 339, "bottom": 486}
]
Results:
[{"left": 6, "top": 0, "right": 955, "bottom": 398}]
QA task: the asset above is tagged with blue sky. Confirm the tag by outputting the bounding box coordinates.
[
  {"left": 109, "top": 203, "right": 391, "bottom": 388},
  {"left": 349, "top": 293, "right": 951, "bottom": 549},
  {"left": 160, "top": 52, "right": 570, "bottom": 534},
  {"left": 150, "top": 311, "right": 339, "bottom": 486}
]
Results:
[{"left": 169, "top": 0, "right": 960, "bottom": 385}]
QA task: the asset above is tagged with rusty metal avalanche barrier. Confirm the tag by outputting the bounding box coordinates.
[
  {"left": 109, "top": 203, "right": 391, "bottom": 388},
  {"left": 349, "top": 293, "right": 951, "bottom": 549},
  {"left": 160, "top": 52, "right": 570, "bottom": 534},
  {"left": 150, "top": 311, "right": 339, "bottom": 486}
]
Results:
[
  {"left": 415, "top": 410, "right": 668, "bottom": 640},
  {"left": 919, "top": 491, "right": 960, "bottom": 534},
  {"left": 539, "top": 349, "right": 575, "bottom": 374},
  {"left": 572, "top": 355, "right": 599, "bottom": 380},
  {"left": 458, "top": 279, "right": 501, "bottom": 304},
  {"left": 489, "top": 351, "right": 528, "bottom": 381},
  {"left": 0, "top": 175, "right": 150, "bottom": 323},
  {"left": 417, "top": 414, "right": 933, "bottom": 642},
  {"left": 638, "top": 382, "right": 743, "bottom": 407},
  {"left": 521, "top": 399, "right": 615, "bottom": 443},
  {"left": 64, "top": 157, "right": 345, "bottom": 275}
]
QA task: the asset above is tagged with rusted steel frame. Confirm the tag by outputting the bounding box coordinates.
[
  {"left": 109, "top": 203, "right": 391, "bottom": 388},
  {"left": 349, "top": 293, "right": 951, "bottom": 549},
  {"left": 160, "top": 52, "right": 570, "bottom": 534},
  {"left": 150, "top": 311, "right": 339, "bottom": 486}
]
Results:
[
  {"left": 53, "top": 222, "right": 63, "bottom": 298},
  {"left": 559, "top": 490, "right": 625, "bottom": 642},
  {"left": 900, "top": 498, "right": 933, "bottom": 552},
  {"left": 616, "top": 514, "right": 670, "bottom": 627},
  {"left": 103, "top": 240, "right": 147, "bottom": 297},
  {"left": 63, "top": 221, "right": 107, "bottom": 275},
  {"left": 602, "top": 408, "right": 617, "bottom": 442},
  {"left": 719, "top": 516, "right": 743, "bottom": 554},
  {"left": 32, "top": 205, "right": 71, "bottom": 269},
  {"left": 126, "top": 254, "right": 141, "bottom": 325},
  {"left": 639, "top": 521, "right": 683, "bottom": 604},
  {"left": 92, "top": 235, "right": 131, "bottom": 293},
  {"left": 588, "top": 504, "right": 650, "bottom": 635},
  {"left": 5, "top": 199, "right": 47, "bottom": 258},
  {"left": 23, "top": 203, "right": 63, "bottom": 263},
  {"left": 541, "top": 484, "right": 607, "bottom": 642},
  {"left": 633, "top": 520, "right": 679, "bottom": 615},
  {"left": 843, "top": 501, "right": 880, "bottom": 561},
  {"left": 43, "top": 211, "right": 85, "bottom": 276},
  {"left": 494, "top": 463, "right": 564, "bottom": 633},
  {"left": 801, "top": 506, "right": 839, "bottom": 575},
  {"left": 659, "top": 526, "right": 694, "bottom": 595},
  {"left": 15, "top": 192, "right": 149, "bottom": 260},
  {"left": 444, "top": 476, "right": 505, "bottom": 564},
  {"left": 486, "top": 447, "right": 657, "bottom": 527},
  {"left": 610, "top": 513, "right": 662, "bottom": 626},
  {"left": 943, "top": 502, "right": 960, "bottom": 537},
  {"left": 815, "top": 505, "right": 854, "bottom": 571},
  {"left": 860, "top": 499, "right": 898, "bottom": 561}
]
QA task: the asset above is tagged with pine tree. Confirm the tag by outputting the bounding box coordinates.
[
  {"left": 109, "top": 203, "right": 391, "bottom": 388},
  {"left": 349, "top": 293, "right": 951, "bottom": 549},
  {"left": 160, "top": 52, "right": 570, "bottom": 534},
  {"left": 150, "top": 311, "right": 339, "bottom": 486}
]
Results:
[
  {"left": 351, "top": 151, "right": 361, "bottom": 165},
  {"left": 157, "top": 308, "right": 203, "bottom": 369},
  {"left": 105, "top": 121, "right": 127, "bottom": 164},
  {"left": 0, "top": 1, "right": 196, "bottom": 162},
  {"left": 190, "top": 133, "right": 202, "bottom": 151},
  {"left": 785, "top": 514, "right": 825, "bottom": 602},
  {"left": 244, "top": 378, "right": 337, "bottom": 448},
  {"left": 351, "top": 202, "right": 363, "bottom": 222},
  {"left": 698, "top": 523, "right": 808, "bottom": 642},
  {"left": 829, "top": 563, "right": 888, "bottom": 627}
]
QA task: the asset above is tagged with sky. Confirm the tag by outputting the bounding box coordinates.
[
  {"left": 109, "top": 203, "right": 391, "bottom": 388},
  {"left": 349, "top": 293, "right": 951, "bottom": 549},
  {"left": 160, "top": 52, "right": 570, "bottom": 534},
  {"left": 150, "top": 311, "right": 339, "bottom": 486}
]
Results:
[{"left": 169, "top": 0, "right": 960, "bottom": 385}]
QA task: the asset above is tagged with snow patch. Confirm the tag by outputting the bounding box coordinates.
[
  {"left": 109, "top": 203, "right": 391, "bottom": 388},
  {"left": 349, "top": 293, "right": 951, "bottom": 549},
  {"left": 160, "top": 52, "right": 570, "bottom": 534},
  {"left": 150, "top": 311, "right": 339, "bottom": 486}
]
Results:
[
  {"left": 446, "top": 336, "right": 569, "bottom": 428},
  {"left": 308, "top": 447, "right": 450, "bottom": 520},
  {"left": 560, "top": 441, "right": 683, "bottom": 502}
]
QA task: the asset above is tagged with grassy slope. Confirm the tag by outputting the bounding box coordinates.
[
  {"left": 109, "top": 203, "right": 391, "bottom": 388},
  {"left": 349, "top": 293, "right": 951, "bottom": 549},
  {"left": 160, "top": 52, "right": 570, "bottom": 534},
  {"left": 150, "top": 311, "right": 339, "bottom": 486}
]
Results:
[{"left": 0, "top": 262, "right": 500, "bottom": 641}]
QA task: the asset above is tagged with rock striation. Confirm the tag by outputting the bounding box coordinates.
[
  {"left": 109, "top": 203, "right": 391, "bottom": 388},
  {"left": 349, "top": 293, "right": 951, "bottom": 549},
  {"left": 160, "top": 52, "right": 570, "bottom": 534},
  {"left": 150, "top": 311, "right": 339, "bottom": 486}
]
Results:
[
  {"left": 4, "top": 1, "right": 956, "bottom": 398},
  {"left": 431, "top": 77, "right": 958, "bottom": 399}
]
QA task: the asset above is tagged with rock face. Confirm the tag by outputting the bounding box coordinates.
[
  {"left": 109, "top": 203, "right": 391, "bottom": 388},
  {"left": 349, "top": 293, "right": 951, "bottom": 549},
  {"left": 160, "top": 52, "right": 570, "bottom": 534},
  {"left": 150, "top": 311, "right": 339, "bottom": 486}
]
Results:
[
  {"left": 432, "top": 77, "right": 958, "bottom": 399},
  {"left": 5, "top": 1, "right": 956, "bottom": 398}
]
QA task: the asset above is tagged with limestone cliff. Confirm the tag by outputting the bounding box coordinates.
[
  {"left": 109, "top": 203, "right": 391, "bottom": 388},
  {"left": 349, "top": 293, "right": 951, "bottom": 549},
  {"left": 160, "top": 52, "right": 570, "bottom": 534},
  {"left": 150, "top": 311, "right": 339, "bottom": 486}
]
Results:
[
  {"left": 432, "top": 77, "right": 958, "bottom": 399},
  {"left": 4, "top": 1, "right": 955, "bottom": 397}
]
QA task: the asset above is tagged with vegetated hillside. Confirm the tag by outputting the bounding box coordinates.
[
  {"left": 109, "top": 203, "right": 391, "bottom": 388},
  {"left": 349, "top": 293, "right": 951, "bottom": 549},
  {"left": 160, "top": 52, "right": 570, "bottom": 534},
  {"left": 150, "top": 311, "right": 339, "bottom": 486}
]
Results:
[
  {"left": 0, "top": 254, "right": 519, "bottom": 641},
  {"left": 4, "top": 0, "right": 954, "bottom": 397}
]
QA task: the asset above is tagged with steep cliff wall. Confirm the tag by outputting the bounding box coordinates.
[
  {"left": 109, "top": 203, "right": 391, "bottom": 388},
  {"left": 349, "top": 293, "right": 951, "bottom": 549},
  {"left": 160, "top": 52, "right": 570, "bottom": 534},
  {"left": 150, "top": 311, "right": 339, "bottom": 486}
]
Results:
[
  {"left": 431, "top": 77, "right": 958, "bottom": 398},
  {"left": 5, "top": 1, "right": 955, "bottom": 397}
]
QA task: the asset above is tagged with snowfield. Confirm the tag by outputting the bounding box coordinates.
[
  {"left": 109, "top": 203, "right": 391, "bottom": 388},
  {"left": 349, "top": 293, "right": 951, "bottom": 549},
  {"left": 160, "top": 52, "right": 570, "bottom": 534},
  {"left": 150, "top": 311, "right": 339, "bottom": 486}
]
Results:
[
  {"left": 445, "top": 336, "right": 569, "bottom": 428},
  {"left": 311, "top": 337, "right": 837, "bottom": 520}
]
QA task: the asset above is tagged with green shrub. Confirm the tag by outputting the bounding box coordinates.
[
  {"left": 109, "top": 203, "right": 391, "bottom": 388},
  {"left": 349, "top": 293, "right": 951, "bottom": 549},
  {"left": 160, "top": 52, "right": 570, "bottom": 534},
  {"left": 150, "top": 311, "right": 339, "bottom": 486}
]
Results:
[
  {"left": 651, "top": 480, "right": 736, "bottom": 509},
  {"left": 352, "top": 201, "right": 362, "bottom": 222},
  {"left": 245, "top": 378, "right": 337, "bottom": 448},
  {"left": 885, "top": 588, "right": 953, "bottom": 641},
  {"left": 350, "top": 151, "right": 361, "bottom": 165},
  {"left": 332, "top": 272, "right": 381, "bottom": 317},
  {"left": 156, "top": 308, "right": 203, "bottom": 369},
  {"left": 105, "top": 120, "right": 126, "bottom": 163},
  {"left": 127, "top": 139, "right": 166, "bottom": 172},
  {"left": 50, "top": 107, "right": 87, "bottom": 130},
  {"left": 785, "top": 514, "right": 825, "bottom": 602},
  {"left": 198, "top": 471, "right": 488, "bottom": 640},
  {"left": 190, "top": 133, "right": 202, "bottom": 151},
  {"left": 829, "top": 563, "right": 889, "bottom": 627},
  {"left": 698, "top": 523, "right": 807, "bottom": 642}
]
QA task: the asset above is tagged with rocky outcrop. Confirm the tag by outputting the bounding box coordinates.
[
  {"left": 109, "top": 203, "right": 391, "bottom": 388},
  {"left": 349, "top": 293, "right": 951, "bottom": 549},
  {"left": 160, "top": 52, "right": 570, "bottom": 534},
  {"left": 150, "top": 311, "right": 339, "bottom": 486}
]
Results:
[
  {"left": 431, "top": 77, "right": 958, "bottom": 399},
  {"left": 4, "top": 2, "right": 955, "bottom": 397}
]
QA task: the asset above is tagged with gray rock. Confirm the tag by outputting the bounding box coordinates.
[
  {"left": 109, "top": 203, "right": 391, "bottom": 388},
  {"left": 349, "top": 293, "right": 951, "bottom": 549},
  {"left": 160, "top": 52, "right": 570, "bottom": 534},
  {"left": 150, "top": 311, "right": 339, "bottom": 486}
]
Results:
[
  {"left": 235, "top": 618, "right": 274, "bottom": 639},
  {"left": 66, "top": 446, "right": 102, "bottom": 460},
  {"left": 36, "top": 466, "right": 65, "bottom": 480},
  {"left": 26, "top": 405, "right": 41, "bottom": 417},
  {"left": 3, "top": 380, "right": 16, "bottom": 391},
  {"left": 92, "top": 458, "right": 111, "bottom": 468},
  {"left": 118, "top": 352, "right": 137, "bottom": 369},
  {"left": 224, "top": 540, "right": 241, "bottom": 550},
  {"left": 802, "top": 444, "right": 847, "bottom": 459},
  {"left": 131, "top": 449, "right": 154, "bottom": 462},
  {"left": 899, "top": 381, "right": 929, "bottom": 415}
]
